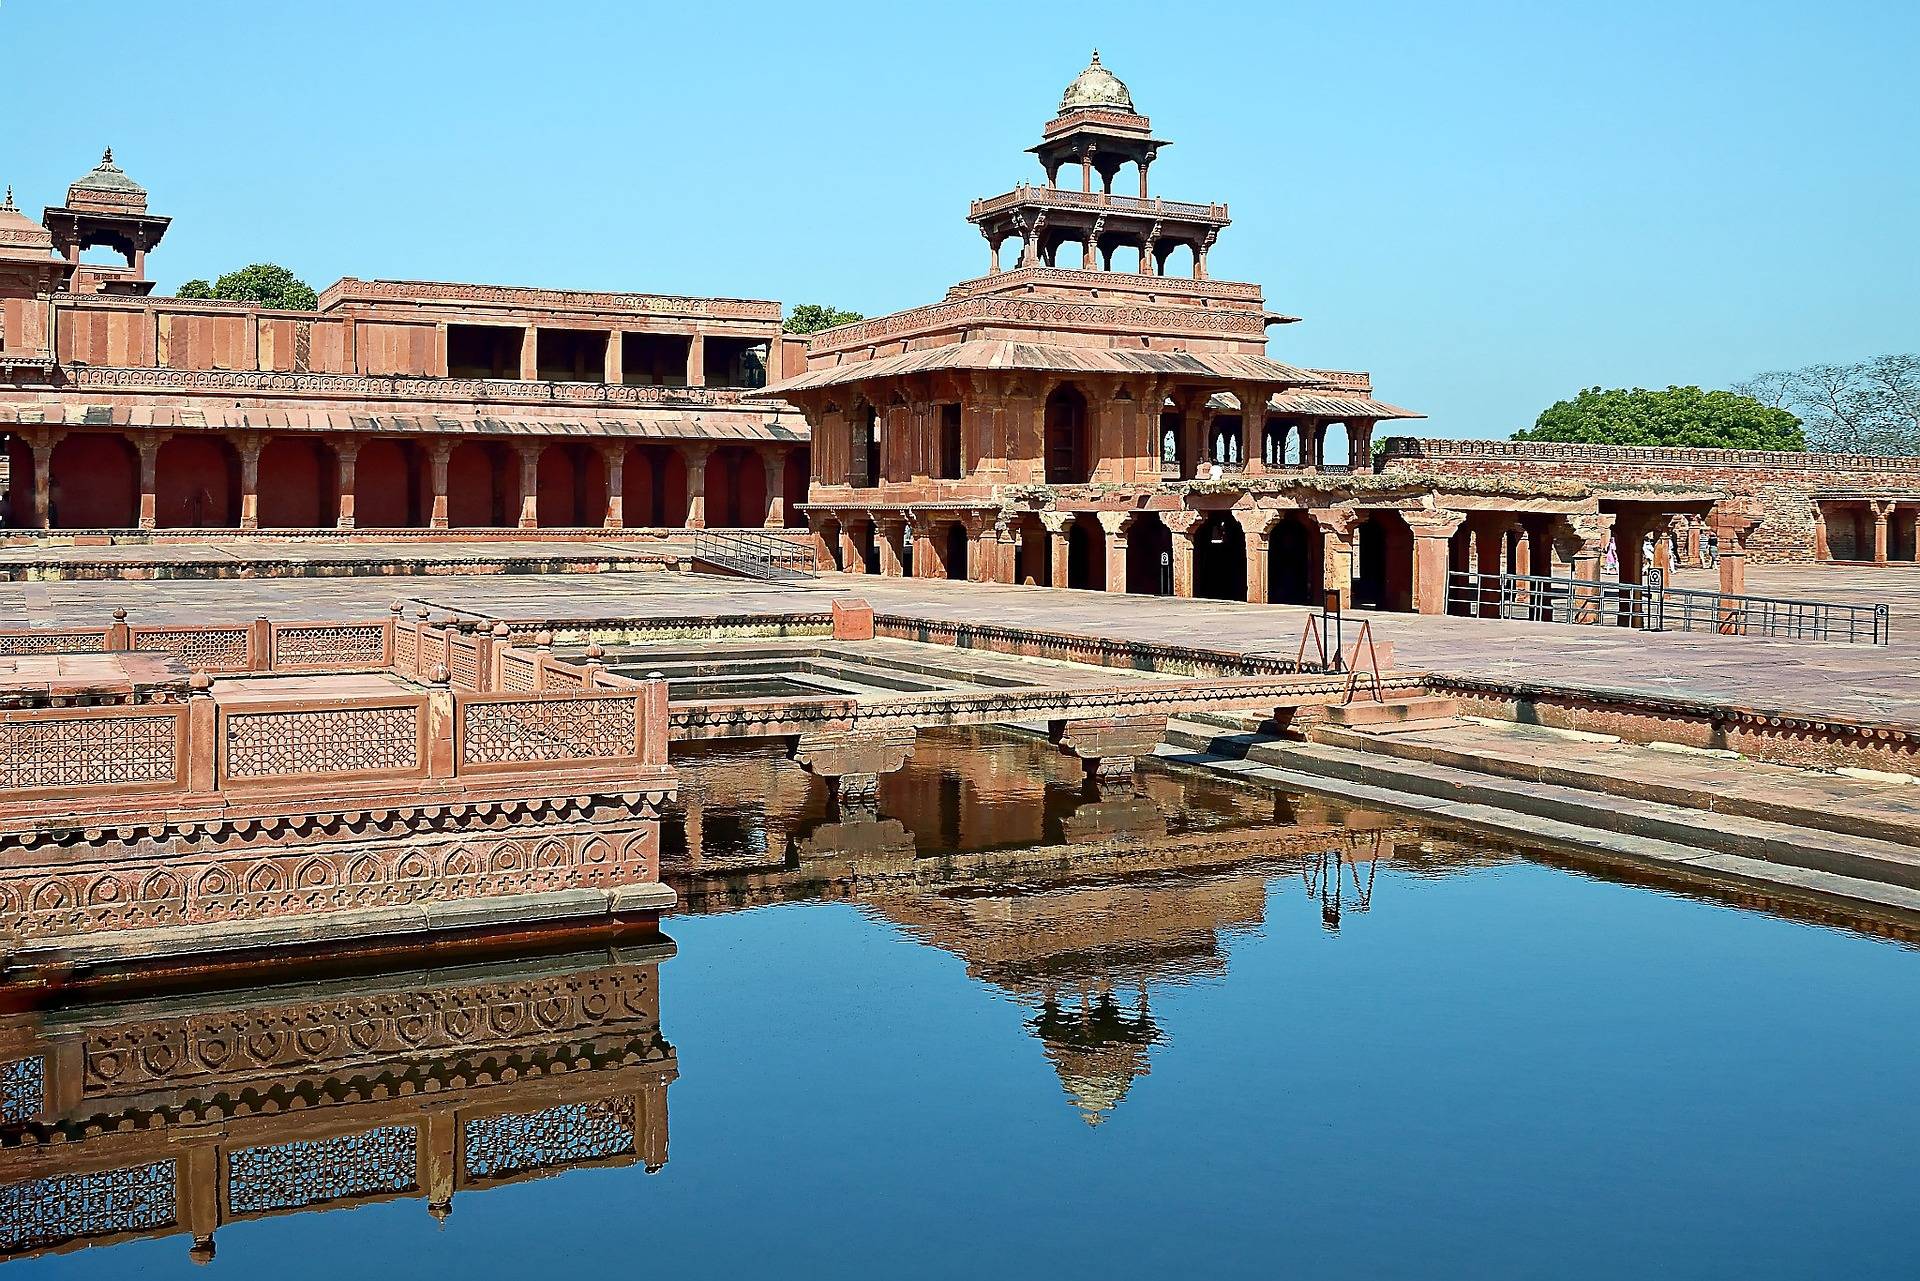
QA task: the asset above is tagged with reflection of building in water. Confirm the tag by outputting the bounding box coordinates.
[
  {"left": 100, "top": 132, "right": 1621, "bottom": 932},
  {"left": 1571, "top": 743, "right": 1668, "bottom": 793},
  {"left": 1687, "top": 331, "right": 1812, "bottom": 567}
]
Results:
[{"left": 0, "top": 944, "right": 675, "bottom": 1263}]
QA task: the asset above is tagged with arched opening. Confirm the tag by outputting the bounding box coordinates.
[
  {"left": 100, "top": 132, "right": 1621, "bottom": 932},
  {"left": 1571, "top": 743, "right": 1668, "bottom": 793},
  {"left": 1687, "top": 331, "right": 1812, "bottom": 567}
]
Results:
[
  {"left": 1262, "top": 419, "right": 1290, "bottom": 468},
  {"left": 1016, "top": 514, "right": 1050, "bottom": 586},
  {"left": 783, "top": 449, "right": 810, "bottom": 527},
  {"left": 3, "top": 438, "right": 34, "bottom": 527},
  {"left": 660, "top": 449, "right": 690, "bottom": 526},
  {"left": 1157, "top": 242, "right": 1196, "bottom": 278},
  {"left": 1323, "top": 422, "right": 1352, "bottom": 470},
  {"left": 1193, "top": 511, "right": 1247, "bottom": 601},
  {"left": 1126, "top": 513, "right": 1173, "bottom": 595},
  {"left": 1044, "top": 384, "right": 1091, "bottom": 485},
  {"left": 621, "top": 446, "right": 657, "bottom": 526},
  {"left": 943, "top": 523, "right": 969, "bottom": 581},
  {"left": 1267, "top": 513, "right": 1322, "bottom": 606},
  {"left": 257, "top": 436, "right": 335, "bottom": 528},
  {"left": 994, "top": 234, "right": 1028, "bottom": 272},
  {"left": 1066, "top": 515, "right": 1105, "bottom": 590},
  {"left": 353, "top": 438, "right": 420, "bottom": 528},
  {"left": 154, "top": 436, "right": 240, "bottom": 528},
  {"left": 707, "top": 446, "right": 767, "bottom": 528},
  {"left": 1355, "top": 511, "right": 1414, "bottom": 611},
  {"left": 1207, "top": 416, "right": 1244, "bottom": 469},
  {"left": 446, "top": 441, "right": 517, "bottom": 528},
  {"left": 1159, "top": 410, "right": 1183, "bottom": 476},
  {"left": 1100, "top": 238, "right": 1147, "bottom": 273},
  {"left": 537, "top": 442, "right": 605, "bottom": 527},
  {"left": 1283, "top": 422, "right": 1304, "bottom": 466},
  {"left": 48, "top": 434, "right": 137, "bottom": 528}
]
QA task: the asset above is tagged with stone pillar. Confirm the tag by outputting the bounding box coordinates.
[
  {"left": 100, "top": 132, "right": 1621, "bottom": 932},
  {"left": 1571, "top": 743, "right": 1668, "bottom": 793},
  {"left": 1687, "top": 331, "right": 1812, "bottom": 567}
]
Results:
[
  {"left": 762, "top": 448, "right": 787, "bottom": 528},
  {"left": 602, "top": 445, "right": 626, "bottom": 530},
  {"left": 1811, "top": 505, "right": 1830, "bottom": 561},
  {"left": 686, "top": 332, "right": 706, "bottom": 388},
  {"left": 135, "top": 433, "right": 161, "bottom": 530},
  {"left": 910, "top": 518, "right": 938, "bottom": 579},
  {"left": 1044, "top": 513, "right": 1073, "bottom": 588},
  {"left": 1166, "top": 511, "right": 1199, "bottom": 598},
  {"left": 1552, "top": 514, "right": 1611, "bottom": 624},
  {"left": 1872, "top": 500, "right": 1893, "bottom": 564},
  {"left": 1097, "top": 510, "right": 1131, "bottom": 593},
  {"left": 335, "top": 438, "right": 361, "bottom": 529},
  {"left": 682, "top": 443, "right": 711, "bottom": 529},
  {"left": 1404, "top": 510, "right": 1465, "bottom": 615},
  {"left": 518, "top": 326, "right": 538, "bottom": 380},
  {"left": 1246, "top": 513, "right": 1277, "bottom": 605},
  {"left": 877, "top": 516, "right": 905, "bottom": 577},
  {"left": 840, "top": 519, "right": 872, "bottom": 575},
  {"left": 427, "top": 441, "right": 452, "bottom": 529},
  {"left": 604, "top": 330, "right": 624, "bottom": 385},
  {"left": 514, "top": 443, "right": 541, "bottom": 528},
  {"left": 1349, "top": 421, "right": 1375, "bottom": 470},
  {"left": 237, "top": 436, "right": 262, "bottom": 531},
  {"left": 27, "top": 432, "right": 57, "bottom": 531},
  {"left": 1473, "top": 517, "right": 1504, "bottom": 616},
  {"left": 1711, "top": 501, "right": 1762, "bottom": 612},
  {"left": 1312, "top": 509, "right": 1358, "bottom": 611},
  {"left": 1510, "top": 523, "right": 1533, "bottom": 617}
]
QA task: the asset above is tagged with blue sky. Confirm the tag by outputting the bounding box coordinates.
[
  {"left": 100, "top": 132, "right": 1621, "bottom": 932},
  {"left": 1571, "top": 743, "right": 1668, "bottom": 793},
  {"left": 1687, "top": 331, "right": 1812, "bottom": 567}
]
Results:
[{"left": 2, "top": 0, "right": 1913, "bottom": 436}]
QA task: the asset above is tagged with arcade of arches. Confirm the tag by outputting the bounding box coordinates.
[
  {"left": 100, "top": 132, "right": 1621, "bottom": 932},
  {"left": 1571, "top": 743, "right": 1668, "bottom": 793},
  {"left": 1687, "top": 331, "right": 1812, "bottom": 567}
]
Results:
[
  {"left": 806, "top": 499, "right": 1760, "bottom": 616},
  {"left": 1, "top": 430, "right": 809, "bottom": 532}
]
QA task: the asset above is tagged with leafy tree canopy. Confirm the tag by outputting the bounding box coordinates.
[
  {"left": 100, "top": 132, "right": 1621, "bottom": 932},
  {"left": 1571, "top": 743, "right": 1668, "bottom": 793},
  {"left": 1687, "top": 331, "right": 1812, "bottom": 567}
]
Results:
[
  {"left": 174, "top": 263, "right": 318, "bottom": 311},
  {"left": 783, "top": 303, "right": 863, "bottom": 334},
  {"left": 1514, "top": 385, "right": 1803, "bottom": 450}
]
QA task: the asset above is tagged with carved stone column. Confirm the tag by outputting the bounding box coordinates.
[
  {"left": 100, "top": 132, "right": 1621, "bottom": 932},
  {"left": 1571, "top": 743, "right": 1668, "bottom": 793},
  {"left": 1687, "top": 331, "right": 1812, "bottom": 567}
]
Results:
[
  {"left": 1872, "top": 499, "right": 1894, "bottom": 564},
  {"left": 761, "top": 447, "right": 787, "bottom": 528},
  {"left": 1510, "top": 522, "right": 1533, "bottom": 616},
  {"left": 877, "top": 515, "right": 905, "bottom": 577},
  {"left": 909, "top": 516, "right": 938, "bottom": 579},
  {"left": 25, "top": 429, "right": 59, "bottom": 531},
  {"left": 1552, "top": 513, "right": 1612, "bottom": 624},
  {"left": 236, "top": 434, "right": 263, "bottom": 531},
  {"left": 135, "top": 432, "right": 162, "bottom": 531},
  {"left": 518, "top": 326, "right": 538, "bottom": 381},
  {"left": 681, "top": 442, "right": 712, "bottom": 529},
  {"left": 1710, "top": 500, "right": 1763, "bottom": 612},
  {"left": 1097, "top": 510, "right": 1132, "bottom": 593},
  {"left": 514, "top": 442, "right": 542, "bottom": 529},
  {"left": 1246, "top": 511, "right": 1280, "bottom": 605},
  {"left": 1404, "top": 509, "right": 1466, "bottom": 616},
  {"left": 1311, "top": 508, "right": 1359, "bottom": 611},
  {"left": 1165, "top": 510, "right": 1201, "bottom": 598},
  {"left": 428, "top": 440, "right": 453, "bottom": 529},
  {"left": 335, "top": 438, "right": 361, "bottom": 529},
  {"left": 1042, "top": 511, "right": 1074, "bottom": 588},
  {"left": 1238, "top": 385, "right": 1268, "bottom": 478},
  {"left": 602, "top": 444, "right": 627, "bottom": 530},
  {"left": 840, "top": 517, "right": 872, "bottom": 575}
]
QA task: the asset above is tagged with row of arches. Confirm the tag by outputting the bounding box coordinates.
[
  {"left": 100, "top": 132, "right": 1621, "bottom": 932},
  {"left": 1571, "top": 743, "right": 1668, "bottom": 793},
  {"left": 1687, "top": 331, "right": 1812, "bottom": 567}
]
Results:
[{"left": 0, "top": 433, "right": 810, "bottom": 530}]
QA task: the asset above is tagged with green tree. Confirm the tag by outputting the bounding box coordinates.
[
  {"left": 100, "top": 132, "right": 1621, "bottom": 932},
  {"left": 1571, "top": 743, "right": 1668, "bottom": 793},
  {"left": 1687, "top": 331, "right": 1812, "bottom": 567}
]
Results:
[
  {"left": 1514, "top": 386, "right": 1803, "bottom": 450},
  {"left": 783, "top": 303, "right": 863, "bottom": 334},
  {"left": 175, "top": 263, "right": 319, "bottom": 310}
]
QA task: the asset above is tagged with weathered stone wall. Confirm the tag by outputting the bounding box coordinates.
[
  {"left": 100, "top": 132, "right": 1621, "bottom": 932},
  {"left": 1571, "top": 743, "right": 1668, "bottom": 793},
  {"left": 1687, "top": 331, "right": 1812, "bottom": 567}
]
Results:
[{"left": 1380, "top": 439, "right": 1920, "bottom": 562}]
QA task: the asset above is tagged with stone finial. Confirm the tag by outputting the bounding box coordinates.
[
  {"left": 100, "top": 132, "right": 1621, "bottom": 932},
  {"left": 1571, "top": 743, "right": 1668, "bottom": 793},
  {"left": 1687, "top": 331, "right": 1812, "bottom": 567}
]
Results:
[
  {"left": 188, "top": 672, "right": 213, "bottom": 692},
  {"left": 102, "top": 147, "right": 114, "bottom": 165},
  {"left": 1, "top": 186, "right": 13, "bottom": 212},
  {"left": 491, "top": 622, "right": 511, "bottom": 637},
  {"left": 534, "top": 630, "right": 554, "bottom": 648},
  {"left": 429, "top": 664, "right": 450, "bottom": 684},
  {"left": 390, "top": 600, "right": 405, "bottom": 613},
  {"left": 112, "top": 608, "right": 128, "bottom": 621},
  {"left": 584, "top": 642, "right": 606, "bottom": 660}
]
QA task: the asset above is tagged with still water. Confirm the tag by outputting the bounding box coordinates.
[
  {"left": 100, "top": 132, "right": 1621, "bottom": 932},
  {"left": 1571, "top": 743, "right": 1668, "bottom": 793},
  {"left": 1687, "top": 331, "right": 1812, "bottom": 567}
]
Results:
[{"left": 6, "top": 730, "right": 1918, "bottom": 1278}]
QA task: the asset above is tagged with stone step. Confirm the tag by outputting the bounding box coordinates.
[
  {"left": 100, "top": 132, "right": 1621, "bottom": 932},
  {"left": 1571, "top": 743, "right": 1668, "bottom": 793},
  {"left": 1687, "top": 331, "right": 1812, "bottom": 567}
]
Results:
[
  {"left": 1155, "top": 738, "right": 1920, "bottom": 924},
  {"left": 1162, "top": 722, "right": 1920, "bottom": 894},
  {"left": 1322, "top": 695, "right": 1459, "bottom": 728},
  {"left": 1308, "top": 722, "right": 1920, "bottom": 852}
]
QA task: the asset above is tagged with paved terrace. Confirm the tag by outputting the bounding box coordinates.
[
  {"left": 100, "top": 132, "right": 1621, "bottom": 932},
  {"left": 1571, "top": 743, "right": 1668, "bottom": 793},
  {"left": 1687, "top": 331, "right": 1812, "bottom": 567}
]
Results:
[{"left": 0, "top": 551, "right": 1909, "bottom": 724}]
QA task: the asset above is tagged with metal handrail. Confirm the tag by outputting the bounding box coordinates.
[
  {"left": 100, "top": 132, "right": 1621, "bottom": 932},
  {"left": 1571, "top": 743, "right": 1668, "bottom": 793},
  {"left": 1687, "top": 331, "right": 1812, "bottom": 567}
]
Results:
[
  {"left": 691, "top": 529, "right": 814, "bottom": 582},
  {"left": 1445, "top": 568, "right": 1890, "bottom": 644}
]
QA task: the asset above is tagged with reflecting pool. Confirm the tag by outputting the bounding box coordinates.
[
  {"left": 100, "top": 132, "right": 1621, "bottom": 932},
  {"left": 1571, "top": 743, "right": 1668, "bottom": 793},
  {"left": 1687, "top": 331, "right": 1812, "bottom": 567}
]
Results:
[{"left": 5, "top": 730, "right": 1918, "bottom": 1278}]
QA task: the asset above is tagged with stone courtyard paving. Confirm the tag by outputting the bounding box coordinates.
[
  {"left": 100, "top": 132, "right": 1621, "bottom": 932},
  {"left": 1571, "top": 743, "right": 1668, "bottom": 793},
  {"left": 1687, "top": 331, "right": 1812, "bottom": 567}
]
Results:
[{"left": 0, "top": 551, "right": 1912, "bottom": 725}]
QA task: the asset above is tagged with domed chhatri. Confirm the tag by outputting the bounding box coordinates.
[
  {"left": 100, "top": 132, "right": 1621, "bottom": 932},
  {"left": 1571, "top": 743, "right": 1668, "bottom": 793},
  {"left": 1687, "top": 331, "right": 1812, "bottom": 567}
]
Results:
[
  {"left": 1058, "top": 50, "right": 1135, "bottom": 115},
  {"left": 71, "top": 147, "right": 147, "bottom": 196}
]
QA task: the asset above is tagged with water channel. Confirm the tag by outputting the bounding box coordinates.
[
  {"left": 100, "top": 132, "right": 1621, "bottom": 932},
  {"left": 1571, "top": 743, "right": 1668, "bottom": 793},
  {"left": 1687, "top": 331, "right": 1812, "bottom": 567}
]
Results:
[{"left": 5, "top": 729, "right": 1917, "bottom": 1278}]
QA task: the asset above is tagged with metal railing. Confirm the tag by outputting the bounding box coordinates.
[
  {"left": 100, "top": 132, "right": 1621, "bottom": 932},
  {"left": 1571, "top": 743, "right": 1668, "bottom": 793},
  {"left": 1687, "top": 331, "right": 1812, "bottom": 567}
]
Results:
[
  {"left": 1445, "top": 569, "right": 1891, "bottom": 645},
  {"left": 691, "top": 529, "right": 815, "bottom": 582}
]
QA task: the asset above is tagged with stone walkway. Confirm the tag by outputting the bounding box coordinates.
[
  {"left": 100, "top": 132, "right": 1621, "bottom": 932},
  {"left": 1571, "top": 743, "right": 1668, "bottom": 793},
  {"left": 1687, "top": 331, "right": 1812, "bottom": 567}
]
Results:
[{"left": 0, "top": 555, "right": 1909, "bottom": 726}]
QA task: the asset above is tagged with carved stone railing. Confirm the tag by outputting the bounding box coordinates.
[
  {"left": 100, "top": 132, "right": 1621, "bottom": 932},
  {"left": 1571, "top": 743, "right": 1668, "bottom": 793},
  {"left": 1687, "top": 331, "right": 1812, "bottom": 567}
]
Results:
[
  {"left": 62, "top": 364, "right": 765, "bottom": 408},
  {"left": 968, "top": 185, "right": 1229, "bottom": 224},
  {"left": 1380, "top": 437, "right": 1920, "bottom": 475},
  {"left": 317, "top": 276, "right": 782, "bottom": 322}
]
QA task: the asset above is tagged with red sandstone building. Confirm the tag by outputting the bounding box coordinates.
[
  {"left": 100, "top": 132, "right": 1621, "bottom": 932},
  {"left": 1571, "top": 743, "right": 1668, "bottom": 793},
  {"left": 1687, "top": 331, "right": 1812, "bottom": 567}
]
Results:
[
  {"left": 0, "top": 154, "right": 811, "bottom": 534},
  {"left": 4, "top": 60, "right": 1918, "bottom": 602}
]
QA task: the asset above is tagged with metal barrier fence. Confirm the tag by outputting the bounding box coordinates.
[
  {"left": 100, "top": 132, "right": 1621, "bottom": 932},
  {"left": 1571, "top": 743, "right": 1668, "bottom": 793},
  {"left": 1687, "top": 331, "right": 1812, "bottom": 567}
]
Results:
[
  {"left": 1445, "top": 568, "right": 1891, "bottom": 645},
  {"left": 691, "top": 529, "right": 815, "bottom": 582}
]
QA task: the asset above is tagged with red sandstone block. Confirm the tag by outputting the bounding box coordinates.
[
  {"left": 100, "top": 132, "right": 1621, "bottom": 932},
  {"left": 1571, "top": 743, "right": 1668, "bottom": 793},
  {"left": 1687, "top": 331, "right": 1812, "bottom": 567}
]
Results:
[{"left": 832, "top": 599, "right": 875, "bottom": 641}]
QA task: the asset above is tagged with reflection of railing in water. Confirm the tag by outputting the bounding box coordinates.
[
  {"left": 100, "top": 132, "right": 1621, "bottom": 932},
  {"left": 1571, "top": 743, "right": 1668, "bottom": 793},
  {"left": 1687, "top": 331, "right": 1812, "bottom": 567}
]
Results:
[
  {"left": 0, "top": 944, "right": 676, "bottom": 1263},
  {"left": 1446, "top": 568, "right": 1891, "bottom": 644},
  {"left": 1302, "top": 848, "right": 1377, "bottom": 932}
]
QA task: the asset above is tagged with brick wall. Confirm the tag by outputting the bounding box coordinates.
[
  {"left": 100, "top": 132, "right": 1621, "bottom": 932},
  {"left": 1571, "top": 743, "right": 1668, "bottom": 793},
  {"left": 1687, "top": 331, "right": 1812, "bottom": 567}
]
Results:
[{"left": 1380, "top": 438, "right": 1920, "bottom": 562}]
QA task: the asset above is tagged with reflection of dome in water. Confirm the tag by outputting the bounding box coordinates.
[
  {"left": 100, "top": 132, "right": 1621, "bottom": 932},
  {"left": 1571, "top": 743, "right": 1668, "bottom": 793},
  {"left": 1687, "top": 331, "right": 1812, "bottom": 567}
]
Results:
[{"left": 1032, "top": 989, "right": 1159, "bottom": 1126}]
